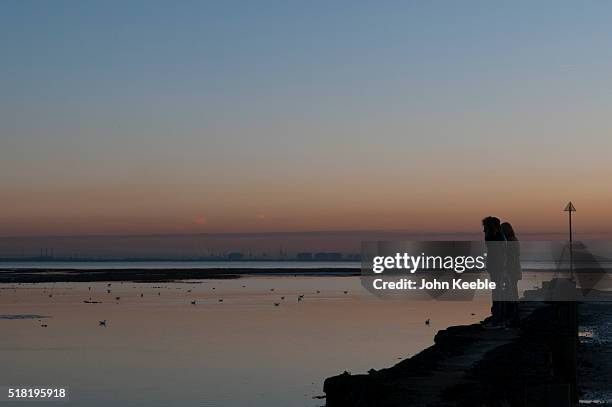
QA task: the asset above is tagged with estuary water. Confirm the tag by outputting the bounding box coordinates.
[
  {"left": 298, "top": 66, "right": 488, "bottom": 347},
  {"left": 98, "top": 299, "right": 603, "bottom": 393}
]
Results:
[{"left": 0, "top": 275, "right": 489, "bottom": 406}]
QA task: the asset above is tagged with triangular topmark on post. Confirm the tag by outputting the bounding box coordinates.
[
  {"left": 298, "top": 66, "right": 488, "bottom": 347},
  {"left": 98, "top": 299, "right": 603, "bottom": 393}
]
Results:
[{"left": 564, "top": 201, "right": 576, "bottom": 212}]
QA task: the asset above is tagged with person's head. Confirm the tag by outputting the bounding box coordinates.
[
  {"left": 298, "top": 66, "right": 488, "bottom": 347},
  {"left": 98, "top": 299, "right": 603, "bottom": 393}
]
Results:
[
  {"left": 482, "top": 216, "right": 501, "bottom": 239},
  {"left": 501, "top": 222, "right": 517, "bottom": 241}
]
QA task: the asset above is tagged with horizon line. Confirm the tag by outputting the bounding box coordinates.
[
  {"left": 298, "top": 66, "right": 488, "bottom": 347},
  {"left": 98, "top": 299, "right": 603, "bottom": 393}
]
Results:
[{"left": 0, "top": 229, "right": 581, "bottom": 240}]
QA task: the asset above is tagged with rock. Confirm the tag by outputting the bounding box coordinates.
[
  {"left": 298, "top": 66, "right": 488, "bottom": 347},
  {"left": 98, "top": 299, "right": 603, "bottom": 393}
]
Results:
[{"left": 324, "top": 302, "right": 578, "bottom": 407}]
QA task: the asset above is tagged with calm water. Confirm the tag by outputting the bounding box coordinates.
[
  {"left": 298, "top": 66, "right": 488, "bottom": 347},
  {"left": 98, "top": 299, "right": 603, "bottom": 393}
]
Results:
[
  {"left": 0, "top": 276, "right": 489, "bottom": 406},
  {"left": 3, "top": 259, "right": 612, "bottom": 271}
]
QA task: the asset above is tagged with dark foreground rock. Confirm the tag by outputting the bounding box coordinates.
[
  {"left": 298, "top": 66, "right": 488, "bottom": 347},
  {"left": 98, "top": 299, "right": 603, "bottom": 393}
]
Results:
[{"left": 324, "top": 302, "right": 578, "bottom": 407}]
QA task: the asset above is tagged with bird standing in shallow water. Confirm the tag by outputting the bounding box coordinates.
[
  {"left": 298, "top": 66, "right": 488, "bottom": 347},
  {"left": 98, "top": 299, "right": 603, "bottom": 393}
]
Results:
[
  {"left": 99, "top": 320, "right": 107, "bottom": 327},
  {"left": 425, "top": 319, "right": 430, "bottom": 325}
]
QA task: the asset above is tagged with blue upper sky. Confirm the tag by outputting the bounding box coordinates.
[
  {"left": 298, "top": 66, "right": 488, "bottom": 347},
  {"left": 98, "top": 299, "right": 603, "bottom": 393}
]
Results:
[{"left": 2, "top": 1, "right": 612, "bottom": 236}]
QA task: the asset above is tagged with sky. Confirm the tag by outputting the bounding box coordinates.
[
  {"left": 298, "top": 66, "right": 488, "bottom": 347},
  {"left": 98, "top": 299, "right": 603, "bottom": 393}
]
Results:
[{"left": 2, "top": 1, "right": 612, "bottom": 239}]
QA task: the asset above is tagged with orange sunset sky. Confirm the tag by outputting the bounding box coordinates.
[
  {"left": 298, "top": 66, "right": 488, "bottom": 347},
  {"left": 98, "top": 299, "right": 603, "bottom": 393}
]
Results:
[{"left": 2, "top": 2, "right": 612, "bottom": 240}]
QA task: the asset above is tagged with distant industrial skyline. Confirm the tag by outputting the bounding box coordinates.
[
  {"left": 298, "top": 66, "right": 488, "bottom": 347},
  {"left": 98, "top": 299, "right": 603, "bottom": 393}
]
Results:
[{"left": 0, "top": 229, "right": 606, "bottom": 261}]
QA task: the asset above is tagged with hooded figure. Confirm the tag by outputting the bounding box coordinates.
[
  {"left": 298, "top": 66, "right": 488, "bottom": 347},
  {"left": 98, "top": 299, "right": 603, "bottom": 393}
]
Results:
[
  {"left": 482, "top": 216, "right": 505, "bottom": 325},
  {"left": 501, "top": 222, "right": 521, "bottom": 325}
]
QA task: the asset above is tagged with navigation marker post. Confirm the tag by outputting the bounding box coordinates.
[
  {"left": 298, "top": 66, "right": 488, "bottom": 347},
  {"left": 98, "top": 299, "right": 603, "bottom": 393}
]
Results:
[{"left": 564, "top": 201, "right": 576, "bottom": 279}]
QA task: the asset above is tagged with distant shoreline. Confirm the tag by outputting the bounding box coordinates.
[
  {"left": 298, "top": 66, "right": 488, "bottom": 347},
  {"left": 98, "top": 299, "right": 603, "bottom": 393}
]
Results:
[{"left": 0, "top": 268, "right": 360, "bottom": 284}]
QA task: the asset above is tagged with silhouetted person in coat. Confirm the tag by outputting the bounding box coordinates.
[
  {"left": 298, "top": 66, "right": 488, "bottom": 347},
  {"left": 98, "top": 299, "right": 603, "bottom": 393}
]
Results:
[
  {"left": 501, "top": 221, "right": 521, "bottom": 325},
  {"left": 482, "top": 216, "right": 505, "bottom": 325}
]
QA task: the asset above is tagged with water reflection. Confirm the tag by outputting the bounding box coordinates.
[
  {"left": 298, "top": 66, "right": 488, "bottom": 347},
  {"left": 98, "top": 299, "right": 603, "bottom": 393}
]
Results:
[{"left": 0, "top": 276, "right": 489, "bottom": 406}]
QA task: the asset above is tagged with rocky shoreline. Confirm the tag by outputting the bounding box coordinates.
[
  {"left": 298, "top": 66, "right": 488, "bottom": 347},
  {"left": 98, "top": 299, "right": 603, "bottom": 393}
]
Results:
[{"left": 324, "top": 301, "right": 579, "bottom": 407}]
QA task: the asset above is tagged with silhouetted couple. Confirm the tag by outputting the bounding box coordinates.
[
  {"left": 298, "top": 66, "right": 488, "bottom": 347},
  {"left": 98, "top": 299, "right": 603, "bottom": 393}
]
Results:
[{"left": 482, "top": 216, "right": 521, "bottom": 327}]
